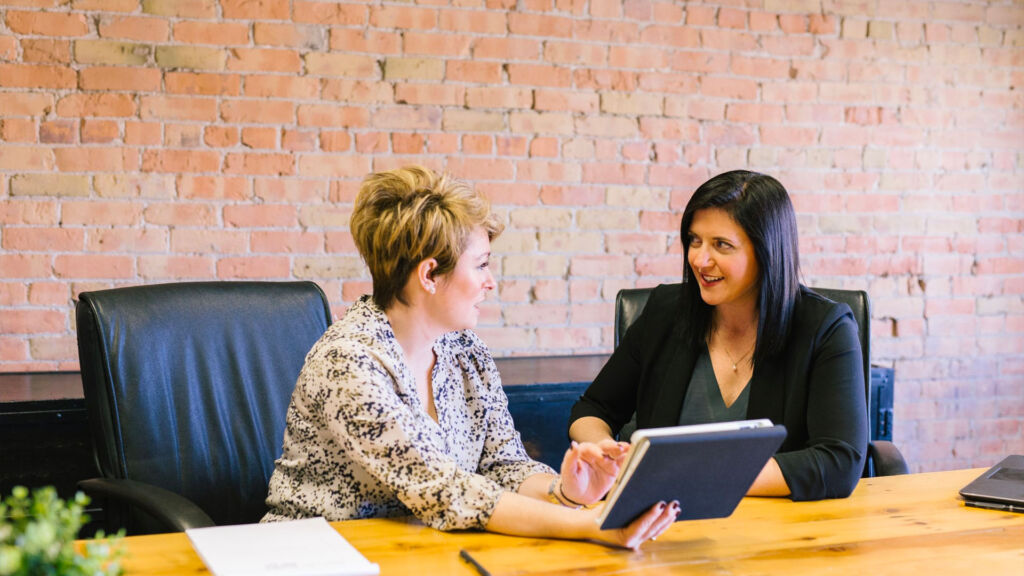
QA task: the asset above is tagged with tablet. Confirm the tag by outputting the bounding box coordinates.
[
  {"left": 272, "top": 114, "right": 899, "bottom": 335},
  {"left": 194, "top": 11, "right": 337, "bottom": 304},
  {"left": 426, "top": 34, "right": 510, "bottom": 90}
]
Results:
[{"left": 597, "top": 419, "right": 787, "bottom": 530}]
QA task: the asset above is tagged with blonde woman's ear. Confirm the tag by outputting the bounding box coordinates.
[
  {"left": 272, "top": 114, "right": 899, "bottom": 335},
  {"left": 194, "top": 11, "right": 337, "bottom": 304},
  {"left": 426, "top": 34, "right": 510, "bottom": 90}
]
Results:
[{"left": 416, "top": 258, "right": 439, "bottom": 294}]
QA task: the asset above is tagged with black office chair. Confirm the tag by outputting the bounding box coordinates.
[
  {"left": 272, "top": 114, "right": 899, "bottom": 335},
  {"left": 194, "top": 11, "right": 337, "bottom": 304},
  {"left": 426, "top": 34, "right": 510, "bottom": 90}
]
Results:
[
  {"left": 75, "top": 281, "right": 332, "bottom": 534},
  {"left": 614, "top": 286, "right": 909, "bottom": 477}
]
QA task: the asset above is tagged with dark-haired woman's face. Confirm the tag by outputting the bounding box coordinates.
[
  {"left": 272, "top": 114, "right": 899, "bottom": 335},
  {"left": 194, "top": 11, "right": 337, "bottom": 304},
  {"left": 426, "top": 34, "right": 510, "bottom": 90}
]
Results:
[{"left": 686, "top": 208, "right": 760, "bottom": 311}]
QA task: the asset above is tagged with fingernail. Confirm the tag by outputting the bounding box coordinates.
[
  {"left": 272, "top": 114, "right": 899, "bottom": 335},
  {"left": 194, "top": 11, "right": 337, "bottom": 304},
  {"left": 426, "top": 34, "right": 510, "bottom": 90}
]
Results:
[{"left": 658, "top": 502, "right": 666, "bottom": 511}]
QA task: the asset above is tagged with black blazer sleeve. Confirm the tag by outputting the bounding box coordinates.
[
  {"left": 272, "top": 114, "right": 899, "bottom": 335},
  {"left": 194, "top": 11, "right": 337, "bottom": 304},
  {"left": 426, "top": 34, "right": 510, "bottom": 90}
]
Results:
[{"left": 773, "top": 297, "right": 868, "bottom": 500}]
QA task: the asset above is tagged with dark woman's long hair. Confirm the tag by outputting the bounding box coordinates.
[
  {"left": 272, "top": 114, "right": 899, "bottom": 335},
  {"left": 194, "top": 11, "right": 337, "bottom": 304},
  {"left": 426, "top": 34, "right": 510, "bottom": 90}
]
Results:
[{"left": 678, "top": 170, "right": 800, "bottom": 366}]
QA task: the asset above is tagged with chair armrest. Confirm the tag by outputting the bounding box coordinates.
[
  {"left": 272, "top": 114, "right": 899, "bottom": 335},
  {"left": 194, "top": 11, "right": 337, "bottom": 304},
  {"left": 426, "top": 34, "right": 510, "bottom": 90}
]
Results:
[
  {"left": 868, "top": 441, "right": 909, "bottom": 476},
  {"left": 78, "top": 477, "right": 216, "bottom": 532}
]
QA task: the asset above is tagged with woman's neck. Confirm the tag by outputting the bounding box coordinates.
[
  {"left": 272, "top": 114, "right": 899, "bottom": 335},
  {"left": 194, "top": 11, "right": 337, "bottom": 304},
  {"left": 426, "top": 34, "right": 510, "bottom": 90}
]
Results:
[
  {"left": 712, "top": 300, "right": 759, "bottom": 339},
  {"left": 384, "top": 301, "right": 440, "bottom": 369}
]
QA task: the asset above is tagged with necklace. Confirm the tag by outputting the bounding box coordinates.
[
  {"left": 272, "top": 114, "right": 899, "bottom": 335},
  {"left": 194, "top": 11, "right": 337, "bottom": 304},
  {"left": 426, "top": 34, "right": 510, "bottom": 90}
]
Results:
[{"left": 720, "top": 341, "right": 755, "bottom": 372}]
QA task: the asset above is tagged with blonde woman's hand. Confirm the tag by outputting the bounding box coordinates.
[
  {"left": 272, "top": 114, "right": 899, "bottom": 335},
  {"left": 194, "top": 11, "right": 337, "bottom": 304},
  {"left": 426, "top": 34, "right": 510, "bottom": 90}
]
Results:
[
  {"left": 589, "top": 500, "right": 680, "bottom": 550},
  {"left": 559, "top": 439, "right": 630, "bottom": 506}
]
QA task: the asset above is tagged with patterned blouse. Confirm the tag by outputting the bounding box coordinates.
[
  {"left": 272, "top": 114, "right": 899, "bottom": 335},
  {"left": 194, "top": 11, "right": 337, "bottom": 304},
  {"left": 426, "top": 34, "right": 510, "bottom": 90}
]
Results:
[{"left": 262, "top": 295, "right": 553, "bottom": 530}]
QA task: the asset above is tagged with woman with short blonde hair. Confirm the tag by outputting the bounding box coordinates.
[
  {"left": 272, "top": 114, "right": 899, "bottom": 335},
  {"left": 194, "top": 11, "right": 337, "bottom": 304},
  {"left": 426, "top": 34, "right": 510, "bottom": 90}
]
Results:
[{"left": 265, "top": 166, "right": 677, "bottom": 549}]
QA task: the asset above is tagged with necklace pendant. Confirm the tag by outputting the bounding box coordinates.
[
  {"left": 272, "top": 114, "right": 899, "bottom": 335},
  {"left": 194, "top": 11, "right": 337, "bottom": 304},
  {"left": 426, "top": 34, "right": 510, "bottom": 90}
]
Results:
[{"left": 731, "top": 363, "right": 737, "bottom": 372}]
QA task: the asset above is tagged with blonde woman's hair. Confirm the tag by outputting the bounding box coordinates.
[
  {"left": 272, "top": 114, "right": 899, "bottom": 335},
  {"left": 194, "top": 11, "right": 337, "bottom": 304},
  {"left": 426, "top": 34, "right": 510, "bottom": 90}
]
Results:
[{"left": 350, "top": 165, "right": 503, "bottom": 310}]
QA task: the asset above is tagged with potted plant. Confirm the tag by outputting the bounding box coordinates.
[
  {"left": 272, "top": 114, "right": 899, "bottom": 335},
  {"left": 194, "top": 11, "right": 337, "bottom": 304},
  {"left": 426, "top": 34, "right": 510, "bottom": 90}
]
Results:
[{"left": 0, "top": 486, "right": 123, "bottom": 576}]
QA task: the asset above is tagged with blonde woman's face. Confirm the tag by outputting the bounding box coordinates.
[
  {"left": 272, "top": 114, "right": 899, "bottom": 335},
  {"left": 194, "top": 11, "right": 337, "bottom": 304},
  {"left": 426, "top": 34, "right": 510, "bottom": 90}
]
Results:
[{"left": 433, "top": 227, "right": 496, "bottom": 331}]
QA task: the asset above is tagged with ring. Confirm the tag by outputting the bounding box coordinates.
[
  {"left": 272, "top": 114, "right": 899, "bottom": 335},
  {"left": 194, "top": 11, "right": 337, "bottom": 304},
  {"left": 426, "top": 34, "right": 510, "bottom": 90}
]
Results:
[{"left": 651, "top": 536, "right": 657, "bottom": 541}]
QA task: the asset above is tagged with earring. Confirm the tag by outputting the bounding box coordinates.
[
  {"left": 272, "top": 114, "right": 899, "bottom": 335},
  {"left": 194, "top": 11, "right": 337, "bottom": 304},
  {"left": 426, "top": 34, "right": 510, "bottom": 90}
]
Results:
[{"left": 426, "top": 285, "right": 435, "bottom": 294}]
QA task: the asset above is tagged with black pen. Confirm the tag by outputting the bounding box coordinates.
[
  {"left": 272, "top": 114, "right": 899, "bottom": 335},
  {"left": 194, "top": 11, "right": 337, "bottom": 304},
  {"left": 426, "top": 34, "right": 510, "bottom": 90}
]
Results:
[{"left": 459, "top": 548, "right": 492, "bottom": 576}]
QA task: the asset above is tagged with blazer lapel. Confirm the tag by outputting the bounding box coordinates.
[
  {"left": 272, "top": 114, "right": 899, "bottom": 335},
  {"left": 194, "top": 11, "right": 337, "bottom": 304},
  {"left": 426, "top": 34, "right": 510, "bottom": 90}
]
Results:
[
  {"left": 747, "top": 354, "right": 785, "bottom": 423},
  {"left": 645, "top": 329, "right": 696, "bottom": 428}
]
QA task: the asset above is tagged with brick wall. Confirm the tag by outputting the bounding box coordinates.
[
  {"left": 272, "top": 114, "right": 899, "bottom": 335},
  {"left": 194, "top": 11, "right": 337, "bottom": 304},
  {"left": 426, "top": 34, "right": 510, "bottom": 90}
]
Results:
[{"left": 0, "top": 0, "right": 1021, "bottom": 473}]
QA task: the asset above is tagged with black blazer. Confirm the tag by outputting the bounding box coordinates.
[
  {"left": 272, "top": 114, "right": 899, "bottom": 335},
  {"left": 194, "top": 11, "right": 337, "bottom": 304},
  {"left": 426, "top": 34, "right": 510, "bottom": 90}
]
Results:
[{"left": 570, "top": 283, "right": 868, "bottom": 501}]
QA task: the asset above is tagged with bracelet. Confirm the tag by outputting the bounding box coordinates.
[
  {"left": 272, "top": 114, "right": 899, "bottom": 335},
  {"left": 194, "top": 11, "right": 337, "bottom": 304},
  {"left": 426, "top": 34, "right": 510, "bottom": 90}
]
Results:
[
  {"left": 546, "top": 478, "right": 582, "bottom": 509},
  {"left": 558, "top": 481, "right": 586, "bottom": 508}
]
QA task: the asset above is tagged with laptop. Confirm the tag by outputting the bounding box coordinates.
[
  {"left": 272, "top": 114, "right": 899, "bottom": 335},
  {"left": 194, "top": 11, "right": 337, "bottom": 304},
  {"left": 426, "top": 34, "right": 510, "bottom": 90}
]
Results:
[{"left": 959, "top": 454, "right": 1024, "bottom": 513}]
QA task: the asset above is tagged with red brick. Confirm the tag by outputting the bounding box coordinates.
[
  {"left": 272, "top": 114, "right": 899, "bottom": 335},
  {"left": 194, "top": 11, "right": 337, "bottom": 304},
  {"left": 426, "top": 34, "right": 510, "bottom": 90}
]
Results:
[
  {"left": 170, "top": 229, "right": 247, "bottom": 254},
  {"left": 6, "top": 10, "right": 88, "bottom": 36},
  {"left": 395, "top": 83, "right": 464, "bottom": 106},
  {"left": 609, "top": 45, "right": 668, "bottom": 69},
  {"left": 220, "top": 99, "right": 294, "bottom": 124},
  {"left": 54, "top": 254, "right": 133, "bottom": 279},
  {"left": 228, "top": 48, "right": 301, "bottom": 73},
  {"left": 39, "top": 120, "right": 76, "bottom": 143},
  {"left": 256, "top": 179, "right": 327, "bottom": 203},
  {"left": 446, "top": 61, "right": 502, "bottom": 84},
  {"left": 329, "top": 29, "right": 400, "bottom": 54},
  {"left": 224, "top": 153, "right": 295, "bottom": 176},
  {"left": 573, "top": 19, "right": 639, "bottom": 44},
  {"left": 440, "top": 9, "right": 506, "bottom": 34},
  {"left": 2, "top": 118, "right": 35, "bottom": 142},
  {"left": 293, "top": 1, "right": 367, "bottom": 25},
  {"left": 0, "top": 93, "right": 52, "bottom": 116},
  {"left": 404, "top": 32, "right": 472, "bottom": 57},
  {"left": 509, "top": 12, "right": 572, "bottom": 38},
  {"left": 221, "top": 0, "right": 289, "bottom": 19},
  {"left": 370, "top": 5, "right": 436, "bottom": 29},
  {"left": 254, "top": 23, "right": 324, "bottom": 49},
  {"left": 320, "top": 131, "right": 351, "bottom": 152},
  {"left": 355, "top": 132, "right": 388, "bottom": 154},
  {"left": 544, "top": 41, "right": 607, "bottom": 66},
  {"left": 140, "top": 95, "right": 216, "bottom": 121},
  {"left": 218, "top": 257, "right": 291, "bottom": 279},
  {"left": 297, "top": 104, "right": 368, "bottom": 127},
  {"left": 57, "top": 147, "right": 137, "bottom": 172},
  {"left": 141, "top": 150, "right": 221, "bottom": 173},
  {"left": 143, "top": 203, "right": 216, "bottom": 226},
  {"left": 0, "top": 35, "right": 16, "bottom": 60},
  {"left": 150, "top": 122, "right": 198, "bottom": 148},
  {"left": 3, "top": 227, "right": 83, "bottom": 251},
  {"left": 371, "top": 107, "right": 441, "bottom": 130},
  {"left": 174, "top": 21, "right": 250, "bottom": 45},
  {"left": 88, "top": 228, "right": 167, "bottom": 253},
  {"left": 0, "top": 63, "right": 75, "bottom": 88},
  {"left": 138, "top": 255, "right": 215, "bottom": 279},
  {"left": 473, "top": 37, "right": 541, "bottom": 60},
  {"left": 251, "top": 230, "right": 323, "bottom": 253},
  {"left": 478, "top": 182, "right": 538, "bottom": 205},
  {"left": 244, "top": 74, "right": 319, "bottom": 99},
  {"left": 204, "top": 125, "right": 237, "bottom": 147},
  {"left": 57, "top": 93, "right": 136, "bottom": 117},
  {"left": 507, "top": 64, "right": 572, "bottom": 87},
  {"left": 26, "top": 282, "right": 66, "bottom": 306},
  {"left": 241, "top": 127, "right": 278, "bottom": 149},
  {"left": 282, "top": 129, "right": 316, "bottom": 151},
  {"left": 0, "top": 310, "right": 64, "bottom": 334},
  {"left": 99, "top": 15, "right": 169, "bottom": 42},
  {"left": 0, "top": 147, "right": 54, "bottom": 170},
  {"left": 74, "top": 0, "right": 138, "bottom": 10},
  {"left": 178, "top": 175, "right": 250, "bottom": 201},
  {"left": 21, "top": 39, "right": 71, "bottom": 64},
  {"left": 79, "top": 66, "right": 161, "bottom": 91},
  {"left": 392, "top": 133, "right": 424, "bottom": 154}
]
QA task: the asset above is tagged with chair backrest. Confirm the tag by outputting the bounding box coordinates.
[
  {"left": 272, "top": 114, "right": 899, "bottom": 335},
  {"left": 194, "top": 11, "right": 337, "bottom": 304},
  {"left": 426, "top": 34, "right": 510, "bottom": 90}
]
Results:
[
  {"left": 613, "top": 286, "right": 872, "bottom": 416},
  {"left": 614, "top": 288, "right": 653, "bottom": 349},
  {"left": 76, "top": 281, "right": 331, "bottom": 530}
]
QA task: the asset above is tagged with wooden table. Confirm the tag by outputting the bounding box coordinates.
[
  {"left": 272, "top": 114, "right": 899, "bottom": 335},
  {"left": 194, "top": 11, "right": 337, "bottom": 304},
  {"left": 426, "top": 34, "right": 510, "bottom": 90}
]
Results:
[{"left": 101, "top": 468, "right": 1023, "bottom": 575}]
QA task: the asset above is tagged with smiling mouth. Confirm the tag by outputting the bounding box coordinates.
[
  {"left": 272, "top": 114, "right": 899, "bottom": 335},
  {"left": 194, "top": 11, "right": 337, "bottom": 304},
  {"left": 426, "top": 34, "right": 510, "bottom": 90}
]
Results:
[{"left": 701, "top": 274, "right": 723, "bottom": 283}]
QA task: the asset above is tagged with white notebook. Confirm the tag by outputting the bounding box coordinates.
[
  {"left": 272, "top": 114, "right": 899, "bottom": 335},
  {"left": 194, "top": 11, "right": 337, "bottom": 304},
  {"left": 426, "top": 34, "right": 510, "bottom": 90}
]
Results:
[{"left": 186, "top": 517, "right": 380, "bottom": 576}]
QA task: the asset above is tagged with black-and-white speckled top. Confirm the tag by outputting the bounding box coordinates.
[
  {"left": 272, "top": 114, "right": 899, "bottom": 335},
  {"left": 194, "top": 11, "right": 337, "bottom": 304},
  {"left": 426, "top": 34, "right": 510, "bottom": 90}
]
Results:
[{"left": 262, "top": 295, "right": 553, "bottom": 530}]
